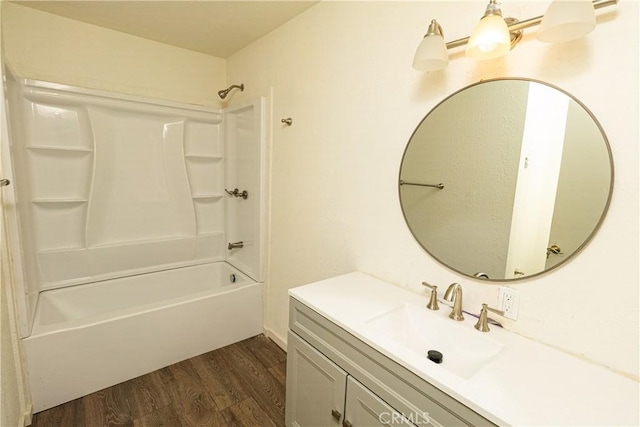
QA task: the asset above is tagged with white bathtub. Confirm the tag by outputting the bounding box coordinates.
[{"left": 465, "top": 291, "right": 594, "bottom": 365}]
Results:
[{"left": 23, "top": 262, "right": 263, "bottom": 412}]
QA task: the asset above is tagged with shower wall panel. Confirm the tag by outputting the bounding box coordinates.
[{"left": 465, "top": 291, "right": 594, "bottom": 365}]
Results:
[
  {"left": 5, "top": 76, "right": 226, "bottom": 292},
  {"left": 225, "top": 100, "right": 265, "bottom": 282}
]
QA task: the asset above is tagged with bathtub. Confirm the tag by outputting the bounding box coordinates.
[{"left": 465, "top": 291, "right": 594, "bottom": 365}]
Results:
[{"left": 23, "top": 262, "right": 263, "bottom": 412}]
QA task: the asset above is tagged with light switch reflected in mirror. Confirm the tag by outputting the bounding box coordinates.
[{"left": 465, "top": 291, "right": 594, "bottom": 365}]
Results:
[{"left": 399, "top": 79, "right": 613, "bottom": 281}]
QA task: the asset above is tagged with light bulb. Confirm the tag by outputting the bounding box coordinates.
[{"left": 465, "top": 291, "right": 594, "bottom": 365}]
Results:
[{"left": 466, "top": 14, "right": 511, "bottom": 60}]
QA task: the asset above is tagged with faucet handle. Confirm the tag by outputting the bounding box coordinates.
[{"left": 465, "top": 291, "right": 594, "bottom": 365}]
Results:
[
  {"left": 474, "top": 303, "right": 504, "bottom": 332},
  {"left": 421, "top": 282, "right": 439, "bottom": 311}
]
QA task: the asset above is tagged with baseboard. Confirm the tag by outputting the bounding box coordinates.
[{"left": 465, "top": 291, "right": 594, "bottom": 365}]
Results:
[{"left": 263, "top": 326, "right": 287, "bottom": 352}]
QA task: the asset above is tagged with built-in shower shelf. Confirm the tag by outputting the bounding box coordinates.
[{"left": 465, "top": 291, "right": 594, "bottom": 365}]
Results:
[
  {"left": 184, "top": 154, "right": 223, "bottom": 160},
  {"left": 192, "top": 193, "right": 223, "bottom": 200},
  {"left": 26, "top": 145, "right": 93, "bottom": 153},
  {"left": 32, "top": 199, "right": 88, "bottom": 205},
  {"left": 36, "top": 231, "right": 224, "bottom": 285},
  {"left": 91, "top": 234, "right": 224, "bottom": 250}
]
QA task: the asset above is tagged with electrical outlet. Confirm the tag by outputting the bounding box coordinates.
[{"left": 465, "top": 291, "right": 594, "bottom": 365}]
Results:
[{"left": 498, "top": 286, "right": 520, "bottom": 320}]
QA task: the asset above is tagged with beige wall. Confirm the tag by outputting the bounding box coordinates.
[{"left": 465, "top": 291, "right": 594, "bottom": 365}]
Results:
[
  {"left": 1, "top": 2, "right": 226, "bottom": 107},
  {"left": 227, "top": 1, "right": 639, "bottom": 379}
]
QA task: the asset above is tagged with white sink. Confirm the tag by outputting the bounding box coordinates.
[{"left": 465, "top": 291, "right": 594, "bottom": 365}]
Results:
[{"left": 365, "top": 303, "right": 504, "bottom": 379}]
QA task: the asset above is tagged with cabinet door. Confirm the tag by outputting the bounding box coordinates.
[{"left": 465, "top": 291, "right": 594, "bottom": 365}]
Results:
[
  {"left": 286, "top": 332, "right": 348, "bottom": 427},
  {"left": 344, "top": 377, "right": 417, "bottom": 427}
]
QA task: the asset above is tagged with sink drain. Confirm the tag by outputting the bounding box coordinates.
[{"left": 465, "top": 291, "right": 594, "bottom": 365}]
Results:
[{"left": 427, "top": 350, "right": 443, "bottom": 364}]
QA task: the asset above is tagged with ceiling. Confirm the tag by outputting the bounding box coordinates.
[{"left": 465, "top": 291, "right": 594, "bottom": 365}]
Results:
[{"left": 14, "top": 1, "right": 320, "bottom": 58}]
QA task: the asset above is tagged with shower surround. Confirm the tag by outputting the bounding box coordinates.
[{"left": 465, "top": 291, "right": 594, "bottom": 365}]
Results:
[{"left": 2, "top": 69, "right": 266, "bottom": 411}]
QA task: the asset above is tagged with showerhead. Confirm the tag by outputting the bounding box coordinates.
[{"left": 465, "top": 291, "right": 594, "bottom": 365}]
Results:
[{"left": 218, "top": 83, "right": 245, "bottom": 99}]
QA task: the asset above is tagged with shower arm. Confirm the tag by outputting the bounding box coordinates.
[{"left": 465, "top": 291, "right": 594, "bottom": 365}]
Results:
[{"left": 218, "top": 83, "right": 245, "bottom": 99}]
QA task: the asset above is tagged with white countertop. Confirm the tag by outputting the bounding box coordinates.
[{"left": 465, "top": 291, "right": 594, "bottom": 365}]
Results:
[{"left": 289, "top": 272, "right": 640, "bottom": 426}]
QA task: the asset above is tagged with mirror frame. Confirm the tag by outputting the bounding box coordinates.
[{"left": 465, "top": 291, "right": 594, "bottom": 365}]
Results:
[{"left": 399, "top": 78, "right": 614, "bottom": 282}]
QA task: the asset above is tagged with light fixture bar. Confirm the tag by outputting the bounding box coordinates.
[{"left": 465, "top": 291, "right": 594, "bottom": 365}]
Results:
[{"left": 445, "top": 0, "right": 617, "bottom": 49}]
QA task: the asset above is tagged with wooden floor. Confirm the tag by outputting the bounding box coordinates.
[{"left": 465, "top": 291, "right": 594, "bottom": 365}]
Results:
[{"left": 31, "top": 335, "right": 287, "bottom": 427}]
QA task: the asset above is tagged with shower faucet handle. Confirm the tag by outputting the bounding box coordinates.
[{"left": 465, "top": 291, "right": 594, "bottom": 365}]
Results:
[{"left": 225, "top": 188, "right": 249, "bottom": 199}]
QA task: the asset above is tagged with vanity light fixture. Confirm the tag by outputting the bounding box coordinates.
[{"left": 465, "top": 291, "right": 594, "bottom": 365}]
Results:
[
  {"left": 412, "top": 0, "right": 617, "bottom": 71},
  {"left": 412, "top": 19, "right": 449, "bottom": 71}
]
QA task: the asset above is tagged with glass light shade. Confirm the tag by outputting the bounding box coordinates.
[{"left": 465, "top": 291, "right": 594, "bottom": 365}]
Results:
[
  {"left": 466, "top": 15, "right": 511, "bottom": 60},
  {"left": 537, "top": 0, "right": 596, "bottom": 43},
  {"left": 413, "top": 34, "right": 449, "bottom": 71}
]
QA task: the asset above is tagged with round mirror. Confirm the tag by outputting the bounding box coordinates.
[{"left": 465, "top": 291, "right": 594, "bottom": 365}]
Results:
[{"left": 399, "top": 79, "right": 613, "bottom": 281}]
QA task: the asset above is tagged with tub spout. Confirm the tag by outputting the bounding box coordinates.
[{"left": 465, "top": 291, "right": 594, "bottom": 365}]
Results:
[{"left": 228, "top": 241, "right": 244, "bottom": 250}]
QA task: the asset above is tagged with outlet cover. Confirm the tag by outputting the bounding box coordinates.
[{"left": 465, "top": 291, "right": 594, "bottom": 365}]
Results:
[{"left": 498, "top": 286, "right": 520, "bottom": 320}]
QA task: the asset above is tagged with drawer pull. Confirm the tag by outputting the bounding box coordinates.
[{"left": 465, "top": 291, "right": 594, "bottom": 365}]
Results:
[
  {"left": 343, "top": 420, "right": 353, "bottom": 427},
  {"left": 331, "top": 409, "right": 342, "bottom": 421}
]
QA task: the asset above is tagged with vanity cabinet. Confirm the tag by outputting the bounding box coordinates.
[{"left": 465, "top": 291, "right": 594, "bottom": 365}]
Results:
[
  {"left": 286, "top": 331, "right": 413, "bottom": 426},
  {"left": 286, "top": 297, "right": 496, "bottom": 427}
]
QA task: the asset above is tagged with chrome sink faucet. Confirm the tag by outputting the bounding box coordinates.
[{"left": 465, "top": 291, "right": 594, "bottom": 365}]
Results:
[{"left": 444, "top": 283, "right": 464, "bottom": 321}]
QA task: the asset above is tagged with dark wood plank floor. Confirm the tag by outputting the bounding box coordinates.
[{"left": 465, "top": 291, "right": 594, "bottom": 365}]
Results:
[{"left": 31, "top": 335, "right": 287, "bottom": 427}]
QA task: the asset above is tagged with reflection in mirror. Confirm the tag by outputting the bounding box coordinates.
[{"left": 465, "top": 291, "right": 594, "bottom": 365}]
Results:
[{"left": 399, "top": 79, "right": 613, "bottom": 281}]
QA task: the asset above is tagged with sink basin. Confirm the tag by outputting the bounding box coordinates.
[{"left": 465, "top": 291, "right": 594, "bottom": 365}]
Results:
[{"left": 365, "top": 303, "right": 504, "bottom": 379}]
